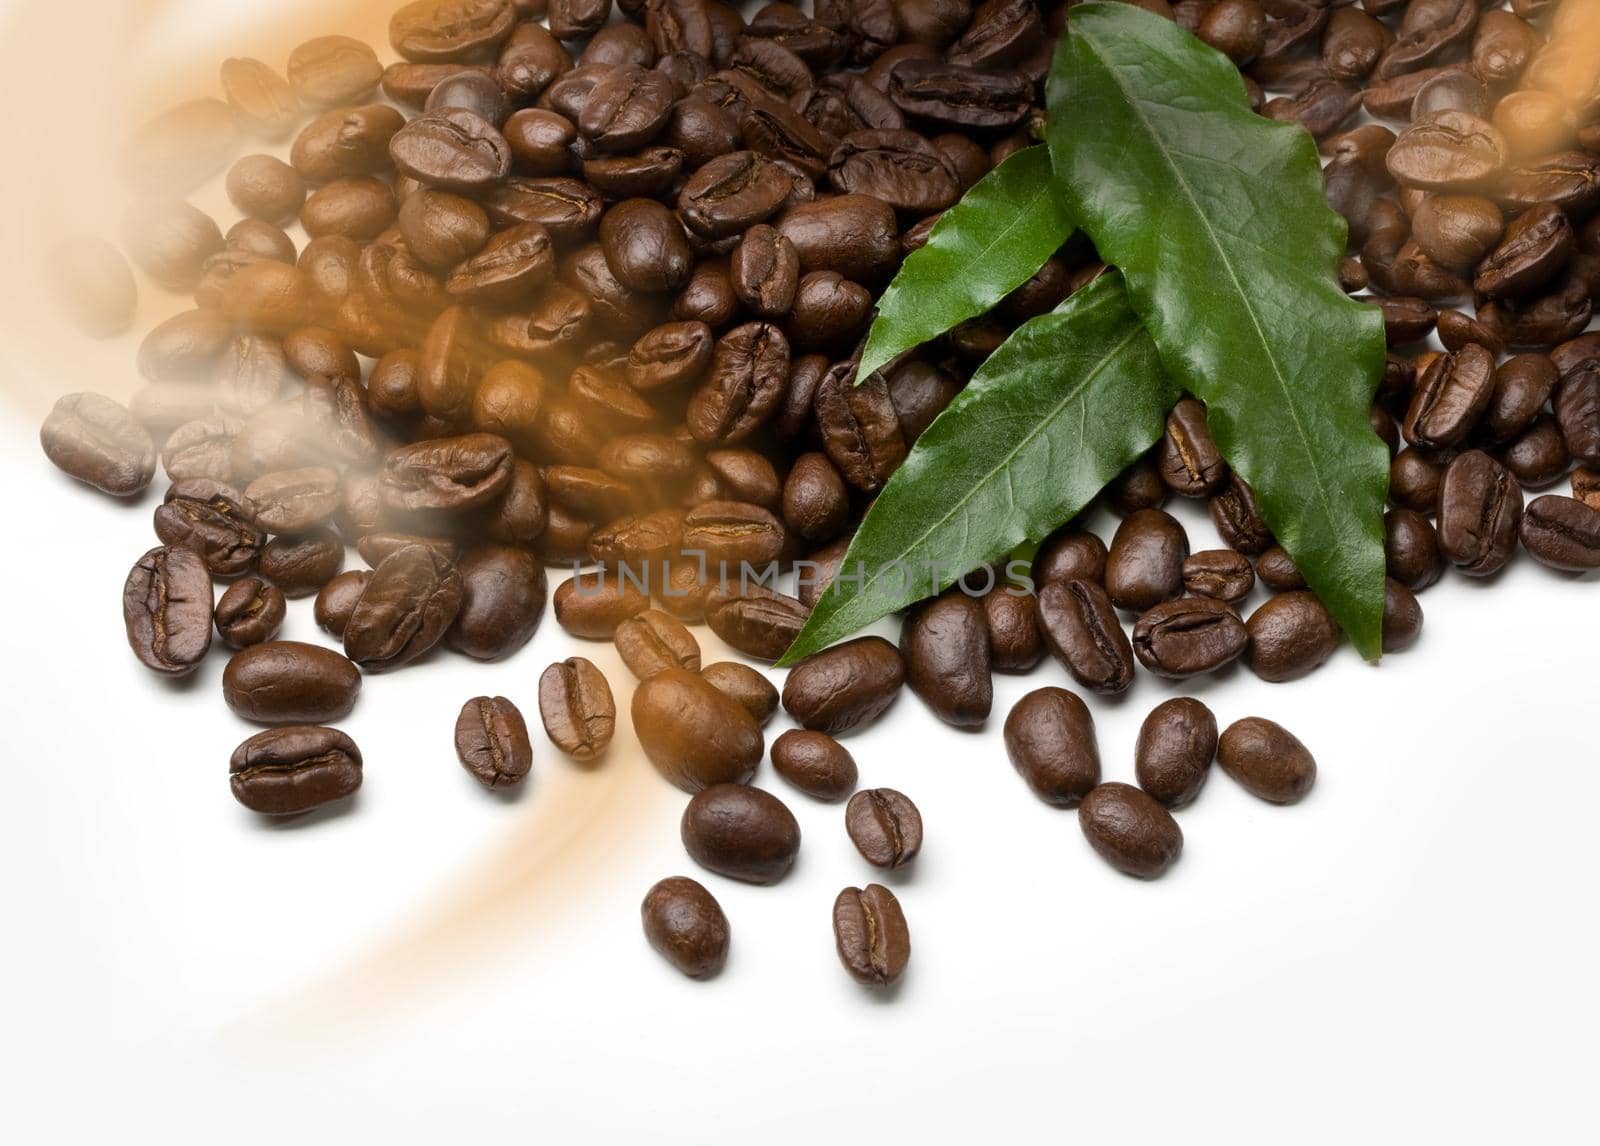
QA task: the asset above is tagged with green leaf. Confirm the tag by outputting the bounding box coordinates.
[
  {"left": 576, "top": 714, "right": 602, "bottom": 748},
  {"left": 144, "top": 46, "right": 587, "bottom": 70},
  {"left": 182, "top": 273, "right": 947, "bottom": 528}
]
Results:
[
  {"left": 856, "top": 146, "right": 1075, "bottom": 382},
  {"left": 778, "top": 272, "right": 1180, "bottom": 666},
  {"left": 1046, "top": 2, "right": 1390, "bottom": 660}
]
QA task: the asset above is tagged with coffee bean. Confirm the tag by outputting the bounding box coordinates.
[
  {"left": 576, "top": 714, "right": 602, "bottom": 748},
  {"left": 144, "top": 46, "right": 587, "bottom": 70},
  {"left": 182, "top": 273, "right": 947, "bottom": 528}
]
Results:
[
  {"left": 1105, "top": 508, "right": 1189, "bottom": 612},
  {"left": 259, "top": 529, "right": 346, "bottom": 598},
  {"left": 730, "top": 224, "right": 800, "bottom": 318},
  {"left": 703, "top": 583, "right": 809, "bottom": 662},
  {"left": 390, "top": 0, "right": 518, "bottom": 63},
  {"left": 833, "top": 883, "right": 910, "bottom": 988},
  {"left": 782, "top": 636, "right": 905, "bottom": 735},
  {"left": 230, "top": 725, "right": 362, "bottom": 815},
  {"left": 301, "top": 177, "right": 398, "bottom": 241},
  {"left": 1210, "top": 475, "right": 1274, "bottom": 554},
  {"left": 845, "top": 787, "right": 922, "bottom": 870},
  {"left": 771, "top": 730, "right": 857, "bottom": 802},
  {"left": 687, "top": 321, "right": 790, "bottom": 445},
  {"left": 1036, "top": 578, "right": 1136, "bottom": 695},
  {"left": 344, "top": 544, "right": 464, "bottom": 671},
  {"left": 121, "top": 199, "right": 225, "bottom": 290},
  {"left": 1382, "top": 577, "right": 1424, "bottom": 652},
  {"left": 222, "top": 641, "right": 362, "bottom": 724},
  {"left": 214, "top": 576, "right": 287, "bottom": 649},
  {"left": 40, "top": 393, "right": 156, "bottom": 497},
  {"left": 681, "top": 783, "right": 801, "bottom": 884},
  {"left": 579, "top": 65, "right": 674, "bottom": 153},
  {"left": 539, "top": 657, "right": 616, "bottom": 762},
  {"left": 1574, "top": 468, "right": 1600, "bottom": 512},
  {"left": 382, "top": 433, "right": 515, "bottom": 514},
  {"left": 1181, "top": 548, "right": 1255, "bottom": 603},
  {"left": 1255, "top": 546, "right": 1306, "bottom": 592},
  {"left": 699, "top": 662, "right": 777, "bottom": 720},
  {"left": 1218, "top": 717, "right": 1316, "bottom": 804},
  {"left": 677, "top": 151, "right": 794, "bottom": 241},
  {"left": 599, "top": 198, "right": 693, "bottom": 293},
  {"left": 455, "top": 695, "right": 534, "bottom": 790},
  {"left": 828, "top": 129, "right": 960, "bottom": 214},
  {"left": 1437, "top": 449, "right": 1523, "bottom": 576},
  {"left": 1032, "top": 524, "right": 1108, "bottom": 587},
  {"left": 898, "top": 592, "right": 992, "bottom": 728},
  {"left": 1132, "top": 596, "right": 1249, "bottom": 678},
  {"left": 641, "top": 876, "right": 729, "bottom": 979},
  {"left": 1157, "top": 397, "right": 1226, "bottom": 497},
  {"left": 682, "top": 500, "right": 787, "bottom": 570},
  {"left": 244, "top": 467, "right": 340, "bottom": 534},
  {"left": 553, "top": 568, "right": 652, "bottom": 639},
  {"left": 1403, "top": 343, "right": 1495, "bottom": 450},
  {"left": 1003, "top": 686, "right": 1100, "bottom": 807},
  {"left": 288, "top": 36, "right": 384, "bottom": 107},
  {"left": 123, "top": 546, "right": 213, "bottom": 677},
  {"left": 1520, "top": 494, "right": 1600, "bottom": 571},
  {"left": 1556, "top": 366, "right": 1600, "bottom": 467},
  {"left": 446, "top": 544, "right": 548, "bottom": 661},
  {"left": 313, "top": 570, "right": 370, "bottom": 638},
  {"left": 1386, "top": 110, "right": 1507, "bottom": 191},
  {"left": 1135, "top": 697, "right": 1217, "bottom": 808},
  {"left": 1502, "top": 415, "right": 1571, "bottom": 489},
  {"left": 220, "top": 58, "right": 300, "bottom": 140},
  {"left": 137, "top": 302, "right": 232, "bottom": 375},
  {"left": 982, "top": 584, "right": 1044, "bottom": 672},
  {"left": 633, "top": 668, "right": 763, "bottom": 791},
  {"left": 228, "top": 155, "right": 308, "bottom": 223},
  {"left": 614, "top": 608, "right": 701, "bottom": 680},
  {"left": 1246, "top": 591, "right": 1339, "bottom": 682},
  {"left": 1390, "top": 446, "right": 1446, "bottom": 513},
  {"left": 1385, "top": 508, "right": 1445, "bottom": 590},
  {"left": 1486, "top": 353, "right": 1559, "bottom": 443},
  {"left": 776, "top": 194, "right": 900, "bottom": 283},
  {"left": 1078, "top": 782, "right": 1183, "bottom": 879}
]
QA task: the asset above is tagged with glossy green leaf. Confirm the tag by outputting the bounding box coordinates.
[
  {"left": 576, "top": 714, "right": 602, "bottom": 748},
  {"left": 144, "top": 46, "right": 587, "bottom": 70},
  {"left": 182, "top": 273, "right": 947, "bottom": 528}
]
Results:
[
  {"left": 779, "top": 273, "right": 1180, "bottom": 665},
  {"left": 856, "top": 146, "right": 1075, "bottom": 382},
  {"left": 1047, "top": 2, "right": 1390, "bottom": 659}
]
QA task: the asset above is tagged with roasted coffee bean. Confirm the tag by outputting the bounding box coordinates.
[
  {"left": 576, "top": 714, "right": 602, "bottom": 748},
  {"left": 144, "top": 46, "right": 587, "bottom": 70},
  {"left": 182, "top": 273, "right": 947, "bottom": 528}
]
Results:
[
  {"left": 1475, "top": 203, "right": 1574, "bottom": 301},
  {"left": 1380, "top": 297, "right": 1438, "bottom": 346},
  {"left": 1246, "top": 591, "right": 1339, "bottom": 683},
  {"left": 220, "top": 57, "right": 300, "bottom": 140},
  {"left": 214, "top": 576, "right": 286, "bottom": 649},
  {"left": 1486, "top": 353, "right": 1559, "bottom": 443},
  {"left": 425, "top": 69, "right": 513, "bottom": 126},
  {"left": 244, "top": 467, "right": 340, "bottom": 535},
  {"left": 121, "top": 199, "right": 225, "bottom": 291},
  {"left": 290, "top": 104, "right": 406, "bottom": 185},
  {"left": 901, "top": 592, "right": 991, "bottom": 728},
  {"left": 390, "top": 109, "right": 513, "bottom": 193},
  {"left": 599, "top": 198, "right": 693, "bottom": 292},
  {"left": 343, "top": 543, "right": 464, "bottom": 671},
  {"left": 579, "top": 65, "right": 674, "bottom": 153},
  {"left": 681, "top": 783, "right": 800, "bottom": 884},
  {"left": 634, "top": 668, "right": 763, "bottom": 791},
  {"left": 728, "top": 224, "right": 799, "bottom": 318},
  {"left": 284, "top": 326, "right": 360, "bottom": 380},
  {"left": 1520, "top": 494, "right": 1600, "bottom": 572},
  {"left": 1437, "top": 449, "right": 1523, "bottom": 576},
  {"left": 1104, "top": 508, "right": 1188, "bottom": 612},
  {"left": 1390, "top": 447, "right": 1446, "bottom": 513},
  {"left": 845, "top": 787, "right": 922, "bottom": 870},
  {"left": 1575, "top": 468, "right": 1600, "bottom": 512},
  {"left": 503, "top": 108, "right": 577, "bottom": 173},
  {"left": 1382, "top": 577, "right": 1424, "bottom": 652},
  {"left": 357, "top": 532, "right": 457, "bottom": 567},
  {"left": 627, "top": 321, "right": 714, "bottom": 391},
  {"left": 454, "top": 695, "right": 533, "bottom": 790},
  {"left": 258, "top": 529, "right": 346, "bottom": 597},
  {"left": 1496, "top": 151, "right": 1600, "bottom": 217},
  {"left": 700, "top": 661, "right": 779, "bottom": 726},
  {"left": 782, "top": 636, "right": 904, "bottom": 734},
  {"left": 397, "top": 189, "right": 490, "bottom": 272},
  {"left": 770, "top": 729, "right": 857, "bottom": 802},
  {"left": 313, "top": 570, "right": 370, "bottom": 638},
  {"left": 683, "top": 500, "right": 786, "bottom": 569},
  {"left": 1003, "top": 686, "right": 1100, "bottom": 808},
  {"left": 382, "top": 433, "right": 514, "bottom": 513},
  {"left": 153, "top": 479, "right": 265, "bottom": 578},
  {"left": 1135, "top": 697, "right": 1217, "bottom": 809},
  {"left": 703, "top": 583, "right": 809, "bottom": 661},
  {"left": 1104, "top": 454, "right": 1170, "bottom": 517},
  {"left": 1255, "top": 546, "right": 1305, "bottom": 592},
  {"left": 588, "top": 506, "right": 686, "bottom": 565},
  {"left": 1132, "top": 596, "right": 1249, "bottom": 678},
  {"left": 1218, "top": 717, "right": 1316, "bottom": 805},
  {"left": 538, "top": 656, "right": 616, "bottom": 762},
  {"left": 776, "top": 194, "right": 899, "bottom": 283},
  {"left": 1502, "top": 416, "right": 1571, "bottom": 489},
  {"left": 614, "top": 608, "right": 701, "bottom": 680},
  {"left": 787, "top": 270, "right": 872, "bottom": 352},
  {"left": 886, "top": 57, "right": 1030, "bottom": 130},
  {"left": 982, "top": 584, "right": 1043, "bottom": 673},
  {"left": 703, "top": 449, "right": 781, "bottom": 508},
  {"left": 1181, "top": 548, "right": 1255, "bottom": 603},
  {"left": 1210, "top": 475, "right": 1274, "bottom": 555},
  {"left": 1033, "top": 524, "right": 1108, "bottom": 587},
  {"left": 446, "top": 544, "right": 548, "bottom": 661},
  {"left": 833, "top": 883, "right": 910, "bottom": 988},
  {"left": 1157, "top": 397, "right": 1226, "bottom": 497},
  {"left": 1411, "top": 194, "right": 1503, "bottom": 273},
  {"left": 480, "top": 177, "right": 603, "bottom": 240},
  {"left": 1385, "top": 509, "right": 1445, "bottom": 591},
  {"left": 1036, "top": 578, "right": 1135, "bottom": 695},
  {"left": 1078, "top": 782, "right": 1183, "bottom": 880},
  {"left": 677, "top": 151, "right": 793, "bottom": 240},
  {"left": 40, "top": 393, "right": 156, "bottom": 497},
  {"left": 641, "top": 876, "right": 729, "bottom": 979},
  {"left": 123, "top": 97, "right": 241, "bottom": 192},
  {"left": 685, "top": 321, "right": 789, "bottom": 444},
  {"left": 827, "top": 129, "right": 960, "bottom": 214},
  {"left": 1386, "top": 111, "right": 1507, "bottom": 192},
  {"left": 222, "top": 640, "right": 361, "bottom": 724},
  {"left": 123, "top": 546, "right": 213, "bottom": 676},
  {"left": 1556, "top": 367, "right": 1600, "bottom": 467},
  {"left": 230, "top": 725, "right": 362, "bottom": 815},
  {"left": 389, "top": 1, "right": 518, "bottom": 63},
  {"left": 288, "top": 36, "right": 384, "bottom": 107},
  {"left": 301, "top": 177, "right": 398, "bottom": 240},
  {"left": 553, "top": 568, "right": 651, "bottom": 638},
  {"left": 814, "top": 360, "right": 907, "bottom": 492}
]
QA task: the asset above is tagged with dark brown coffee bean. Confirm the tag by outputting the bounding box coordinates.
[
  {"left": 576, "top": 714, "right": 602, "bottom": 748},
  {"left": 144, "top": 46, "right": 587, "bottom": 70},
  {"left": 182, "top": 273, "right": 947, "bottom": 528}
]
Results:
[
  {"left": 1104, "top": 454, "right": 1171, "bottom": 517},
  {"left": 1132, "top": 597, "right": 1249, "bottom": 678},
  {"left": 344, "top": 544, "right": 464, "bottom": 671},
  {"left": 814, "top": 359, "right": 907, "bottom": 491},
  {"left": 833, "top": 883, "right": 910, "bottom": 988},
  {"left": 1181, "top": 548, "right": 1255, "bottom": 603},
  {"left": 886, "top": 57, "right": 1031, "bottom": 130},
  {"left": 1379, "top": 296, "right": 1438, "bottom": 346},
  {"left": 782, "top": 636, "right": 904, "bottom": 734},
  {"left": 1032, "top": 524, "right": 1107, "bottom": 587},
  {"left": 382, "top": 434, "right": 515, "bottom": 514},
  {"left": 1437, "top": 449, "right": 1523, "bottom": 576},
  {"left": 787, "top": 269, "right": 874, "bottom": 353},
  {"left": 123, "top": 546, "right": 213, "bottom": 676},
  {"left": 1390, "top": 447, "right": 1446, "bottom": 513},
  {"left": 258, "top": 529, "right": 346, "bottom": 598},
  {"left": 1556, "top": 367, "right": 1600, "bottom": 467},
  {"left": 1486, "top": 353, "right": 1559, "bottom": 443},
  {"left": 1475, "top": 203, "right": 1574, "bottom": 301},
  {"left": 599, "top": 198, "right": 694, "bottom": 292},
  {"left": 614, "top": 608, "right": 702, "bottom": 681},
  {"left": 553, "top": 569, "right": 652, "bottom": 638},
  {"left": 627, "top": 321, "right": 715, "bottom": 391},
  {"left": 698, "top": 662, "right": 777, "bottom": 728},
  {"left": 1386, "top": 110, "right": 1507, "bottom": 191},
  {"left": 288, "top": 36, "right": 384, "bottom": 107},
  {"left": 1255, "top": 546, "right": 1306, "bottom": 592},
  {"left": 844, "top": 787, "right": 922, "bottom": 870},
  {"left": 230, "top": 725, "right": 362, "bottom": 815},
  {"left": 243, "top": 467, "right": 340, "bottom": 535},
  {"left": 686, "top": 321, "right": 790, "bottom": 444},
  {"left": 213, "top": 576, "right": 286, "bottom": 650},
  {"left": 1218, "top": 717, "right": 1316, "bottom": 805},
  {"left": 481, "top": 177, "right": 603, "bottom": 239},
  {"left": 634, "top": 668, "right": 763, "bottom": 791},
  {"left": 538, "top": 657, "right": 616, "bottom": 762},
  {"left": 683, "top": 500, "right": 788, "bottom": 571},
  {"left": 390, "top": 109, "right": 514, "bottom": 194},
  {"left": 1104, "top": 508, "right": 1188, "bottom": 612},
  {"left": 1157, "top": 397, "right": 1226, "bottom": 497},
  {"left": 901, "top": 592, "right": 991, "bottom": 728},
  {"left": 40, "top": 393, "right": 156, "bottom": 497},
  {"left": 642, "top": 876, "right": 729, "bottom": 979},
  {"left": 770, "top": 729, "right": 857, "bottom": 802},
  {"left": 301, "top": 177, "right": 398, "bottom": 241},
  {"left": 1411, "top": 194, "right": 1503, "bottom": 273},
  {"left": 290, "top": 104, "right": 405, "bottom": 185},
  {"left": 677, "top": 151, "right": 794, "bottom": 240},
  {"left": 222, "top": 640, "right": 361, "bottom": 724},
  {"left": 1079, "top": 783, "right": 1183, "bottom": 879},
  {"left": 579, "top": 65, "right": 674, "bottom": 153},
  {"left": 681, "top": 783, "right": 800, "bottom": 884},
  {"left": 730, "top": 223, "right": 800, "bottom": 318},
  {"left": 313, "top": 570, "right": 369, "bottom": 638},
  {"left": 454, "top": 695, "right": 534, "bottom": 790},
  {"left": 1574, "top": 468, "right": 1600, "bottom": 512},
  {"left": 447, "top": 544, "right": 548, "bottom": 661},
  {"left": 776, "top": 194, "right": 899, "bottom": 282},
  {"left": 1036, "top": 579, "right": 1135, "bottom": 695},
  {"left": 1135, "top": 697, "right": 1217, "bottom": 809},
  {"left": 1246, "top": 591, "right": 1339, "bottom": 683},
  {"left": 154, "top": 479, "right": 265, "bottom": 578},
  {"left": 1385, "top": 509, "right": 1444, "bottom": 591},
  {"left": 390, "top": 1, "right": 518, "bottom": 62},
  {"left": 1003, "top": 686, "right": 1101, "bottom": 808},
  {"left": 1382, "top": 576, "right": 1424, "bottom": 652},
  {"left": 1502, "top": 416, "right": 1571, "bottom": 489},
  {"left": 982, "top": 584, "right": 1043, "bottom": 672},
  {"left": 1210, "top": 475, "right": 1274, "bottom": 555},
  {"left": 1520, "top": 494, "right": 1600, "bottom": 572},
  {"left": 699, "top": 582, "right": 805, "bottom": 661}
]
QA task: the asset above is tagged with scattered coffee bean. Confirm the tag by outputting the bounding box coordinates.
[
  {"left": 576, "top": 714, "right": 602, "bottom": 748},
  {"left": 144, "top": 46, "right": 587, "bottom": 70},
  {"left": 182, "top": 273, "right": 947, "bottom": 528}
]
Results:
[
  {"left": 1078, "top": 782, "right": 1183, "bottom": 879},
  {"left": 455, "top": 695, "right": 534, "bottom": 789},
  {"left": 214, "top": 576, "right": 287, "bottom": 649},
  {"left": 633, "top": 668, "right": 763, "bottom": 791},
  {"left": 41, "top": 394, "right": 157, "bottom": 497},
  {"left": 901, "top": 592, "right": 992, "bottom": 727},
  {"left": 1133, "top": 596, "right": 1250, "bottom": 678},
  {"left": 615, "top": 608, "right": 701, "bottom": 680},
  {"left": 641, "top": 876, "right": 729, "bottom": 979},
  {"left": 681, "top": 783, "right": 801, "bottom": 884},
  {"left": 344, "top": 543, "right": 464, "bottom": 671},
  {"left": 1520, "top": 494, "right": 1600, "bottom": 572},
  {"left": 1218, "top": 717, "right": 1317, "bottom": 805},
  {"left": 771, "top": 730, "right": 858, "bottom": 802},
  {"left": 313, "top": 571, "right": 370, "bottom": 638},
  {"left": 833, "top": 884, "right": 910, "bottom": 988},
  {"left": 1036, "top": 579, "right": 1136, "bottom": 695},
  {"left": 539, "top": 657, "right": 616, "bottom": 762},
  {"left": 123, "top": 546, "right": 213, "bottom": 676},
  {"left": 222, "top": 641, "right": 361, "bottom": 724},
  {"left": 1003, "top": 686, "right": 1101, "bottom": 807},
  {"left": 230, "top": 725, "right": 363, "bottom": 815},
  {"left": 782, "top": 636, "right": 905, "bottom": 735},
  {"left": 845, "top": 788, "right": 923, "bottom": 869},
  {"left": 1246, "top": 591, "right": 1340, "bottom": 682},
  {"left": 1135, "top": 697, "right": 1218, "bottom": 808}
]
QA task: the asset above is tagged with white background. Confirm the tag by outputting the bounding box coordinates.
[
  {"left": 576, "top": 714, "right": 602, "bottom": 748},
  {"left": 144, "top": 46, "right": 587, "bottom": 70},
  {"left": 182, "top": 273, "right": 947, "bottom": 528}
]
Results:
[{"left": 2, "top": 0, "right": 1598, "bottom": 1141}]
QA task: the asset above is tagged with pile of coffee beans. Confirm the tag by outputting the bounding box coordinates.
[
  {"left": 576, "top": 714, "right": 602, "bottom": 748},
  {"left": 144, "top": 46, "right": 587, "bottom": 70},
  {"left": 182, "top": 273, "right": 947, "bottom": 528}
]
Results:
[{"left": 35, "top": 0, "right": 1600, "bottom": 988}]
